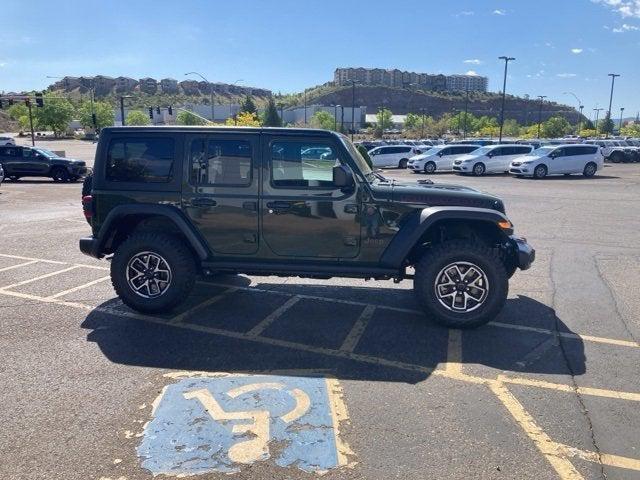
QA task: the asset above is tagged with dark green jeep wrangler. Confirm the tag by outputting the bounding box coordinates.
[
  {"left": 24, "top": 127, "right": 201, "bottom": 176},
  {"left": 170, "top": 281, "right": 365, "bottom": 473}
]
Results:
[{"left": 80, "top": 127, "right": 534, "bottom": 328}]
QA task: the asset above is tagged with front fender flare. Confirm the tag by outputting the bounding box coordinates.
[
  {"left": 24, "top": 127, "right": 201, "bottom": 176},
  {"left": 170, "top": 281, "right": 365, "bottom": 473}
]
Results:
[{"left": 380, "top": 206, "right": 511, "bottom": 269}]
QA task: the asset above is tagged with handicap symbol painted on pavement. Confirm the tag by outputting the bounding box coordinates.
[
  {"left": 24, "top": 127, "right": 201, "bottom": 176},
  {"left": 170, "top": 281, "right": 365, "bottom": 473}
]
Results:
[{"left": 137, "top": 372, "right": 355, "bottom": 475}]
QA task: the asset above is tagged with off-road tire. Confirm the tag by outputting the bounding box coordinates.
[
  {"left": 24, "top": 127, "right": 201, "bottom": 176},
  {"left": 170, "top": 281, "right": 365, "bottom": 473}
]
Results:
[
  {"left": 533, "top": 164, "right": 547, "bottom": 179},
  {"left": 51, "top": 167, "right": 70, "bottom": 182},
  {"left": 472, "top": 162, "right": 486, "bottom": 176},
  {"left": 424, "top": 161, "right": 436, "bottom": 174},
  {"left": 583, "top": 162, "right": 597, "bottom": 178},
  {"left": 111, "top": 233, "right": 196, "bottom": 314},
  {"left": 81, "top": 174, "right": 93, "bottom": 197},
  {"left": 398, "top": 158, "right": 409, "bottom": 169},
  {"left": 414, "top": 240, "right": 508, "bottom": 328}
]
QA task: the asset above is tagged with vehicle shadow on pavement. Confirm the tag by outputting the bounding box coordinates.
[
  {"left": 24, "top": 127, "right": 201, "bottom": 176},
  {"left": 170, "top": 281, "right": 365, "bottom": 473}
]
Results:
[{"left": 82, "top": 282, "right": 585, "bottom": 384}]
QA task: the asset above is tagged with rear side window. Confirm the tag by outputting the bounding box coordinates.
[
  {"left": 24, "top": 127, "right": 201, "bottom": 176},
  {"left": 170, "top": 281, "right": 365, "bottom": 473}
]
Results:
[
  {"left": 514, "top": 146, "right": 532, "bottom": 154},
  {"left": 0, "top": 147, "right": 17, "bottom": 157},
  {"left": 271, "top": 141, "right": 339, "bottom": 189},
  {"left": 190, "top": 138, "right": 252, "bottom": 186},
  {"left": 106, "top": 137, "right": 175, "bottom": 183},
  {"left": 460, "top": 146, "right": 478, "bottom": 154}
]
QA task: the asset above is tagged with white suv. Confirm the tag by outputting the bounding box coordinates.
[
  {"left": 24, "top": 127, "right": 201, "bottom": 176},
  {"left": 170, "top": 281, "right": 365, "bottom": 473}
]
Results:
[
  {"left": 453, "top": 144, "right": 533, "bottom": 176},
  {"left": 407, "top": 144, "right": 479, "bottom": 173},
  {"left": 0, "top": 136, "right": 15, "bottom": 146},
  {"left": 368, "top": 145, "right": 420, "bottom": 168},
  {"left": 509, "top": 144, "right": 604, "bottom": 179}
]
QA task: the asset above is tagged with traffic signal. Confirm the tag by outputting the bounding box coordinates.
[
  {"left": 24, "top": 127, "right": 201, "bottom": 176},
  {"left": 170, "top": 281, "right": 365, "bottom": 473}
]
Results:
[
  {"left": 24, "top": 98, "right": 30, "bottom": 106},
  {"left": 168, "top": 105, "right": 173, "bottom": 115},
  {"left": 92, "top": 113, "right": 97, "bottom": 127},
  {"left": 148, "top": 107, "right": 153, "bottom": 119},
  {"left": 156, "top": 106, "right": 161, "bottom": 114},
  {"left": 35, "top": 92, "right": 44, "bottom": 107},
  {"left": 8, "top": 98, "right": 14, "bottom": 106}
]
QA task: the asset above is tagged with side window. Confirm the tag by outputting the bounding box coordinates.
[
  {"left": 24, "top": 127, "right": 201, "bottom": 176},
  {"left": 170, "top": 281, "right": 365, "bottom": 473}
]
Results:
[
  {"left": 22, "top": 149, "right": 32, "bottom": 158},
  {"left": 553, "top": 148, "right": 566, "bottom": 158},
  {"left": 401, "top": 147, "right": 412, "bottom": 153},
  {"left": 516, "top": 146, "right": 532, "bottom": 154},
  {"left": 190, "top": 138, "right": 252, "bottom": 186},
  {"left": 491, "top": 147, "right": 505, "bottom": 156},
  {"left": 461, "top": 146, "right": 478, "bottom": 154},
  {"left": 106, "top": 137, "right": 175, "bottom": 183},
  {"left": 271, "top": 141, "right": 340, "bottom": 189}
]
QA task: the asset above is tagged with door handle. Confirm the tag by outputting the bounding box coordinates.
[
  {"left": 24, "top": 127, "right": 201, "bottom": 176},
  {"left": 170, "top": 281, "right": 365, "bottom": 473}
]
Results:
[
  {"left": 242, "top": 201, "right": 257, "bottom": 211},
  {"left": 266, "top": 201, "right": 292, "bottom": 210},
  {"left": 192, "top": 197, "right": 217, "bottom": 207}
]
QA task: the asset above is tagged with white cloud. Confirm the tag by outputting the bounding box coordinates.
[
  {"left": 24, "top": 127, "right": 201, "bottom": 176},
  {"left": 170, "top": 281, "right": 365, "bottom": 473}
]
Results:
[
  {"left": 571, "top": 48, "right": 583, "bottom": 53},
  {"left": 593, "top": 0, "right": 640, "bottom": 18},
  {"left": 456, "top": 10, "right": 474, "bottom": 16},
  {"left": 463, "top": 59, "right": 482, "bottom": 65},
  {"left": 612, "top": 23, "right": 640, "bottom": 31},
  {"left": 557, "top": 73, "right": 577, "bottom": 78},
  {"left": 493, "top": 9, "right": 507, "bottom": 15},
  {"left": 465, "top": 70, "right": 479, "bottom": 76},
  {"left": 0, "top": 62, "right": 6, "bottom": 67}
]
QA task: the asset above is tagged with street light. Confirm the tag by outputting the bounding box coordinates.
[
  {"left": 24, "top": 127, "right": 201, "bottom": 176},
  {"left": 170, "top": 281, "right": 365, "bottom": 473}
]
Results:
[
  {"left": 562, "top": 91, "right": 584, "bottom": 135},
  {"left": 419, "top": 108, "right": 426, "bottom": 139},
  {"left": 351, "top": 80, "right": 356, "bottom": 140},
  {"left": 185, "top": 72, "right": 214, "bottom": 121},
  {"left": 463, "top": 86, "right": 470, "bottom": 139},
  {"left": 619, "top": 107, "right": 625, "bottom": 133},
  {"left": 119, "top": 95, "right": 133, "bottom": 126},
  {"left": 303, "top": 89, "right": 307, "bottom": 126},
  {"left": 498, "top": 56, "right": 515, "bottom": 142},
  {"left": 537, "top": 95, "right": 547, "bottom": 139},
  {"left": 593, "top": 107, "right": 603, "bottom": 132},
  {"left": 277, "top": 102, "right": 285, "bottom": 126},
  {"left": 578, "top": 105, "right": 584, "bottom": 136},
  {"left": 606, "top": 73, "right": 620, "bottom": 138},
  {"left": 334, "top": 104, "right": 341, "bottom": 131}
]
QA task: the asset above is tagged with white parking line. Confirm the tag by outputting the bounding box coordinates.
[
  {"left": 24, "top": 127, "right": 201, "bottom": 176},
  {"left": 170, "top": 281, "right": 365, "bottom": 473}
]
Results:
[
  {"left": 0, "top": 253, "right": 66, "bottom": 265},
  {"left": 46, "top": 275, "right": 111, "bottom": 299},
  {"left": 0, "top": 265, "right": 82, "bottom": 290},
  {"left": 340, "top": 305, "right": 376, "bottom": 352},
  {"left": 247, "top": 296, "right": 301, "bottom": 337},
  {"left": 0, "top": 260, "right": 39, "bottom": 272},
  {"left": 170, "top": 287, "right": 239, "bottom": 324}
]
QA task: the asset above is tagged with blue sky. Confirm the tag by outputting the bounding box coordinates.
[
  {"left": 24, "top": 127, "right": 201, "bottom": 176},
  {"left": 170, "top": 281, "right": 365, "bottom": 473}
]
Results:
[{"left": 1, "top": 0, "right": 639, "bottom": 117}]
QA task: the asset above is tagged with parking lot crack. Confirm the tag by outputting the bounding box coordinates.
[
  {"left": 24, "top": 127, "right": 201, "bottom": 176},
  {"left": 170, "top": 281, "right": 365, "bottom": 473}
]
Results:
[{"left": 550, "top": 248, "right": 607, "bottom": 480}]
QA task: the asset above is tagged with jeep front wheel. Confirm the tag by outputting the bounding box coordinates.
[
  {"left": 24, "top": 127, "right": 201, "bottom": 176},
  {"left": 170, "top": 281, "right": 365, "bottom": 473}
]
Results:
[
  {"left": 111, "top": 233, "right": 196, "bottom": 313},
  {"left": 413, "top": 240, "right": 508, "bottom": 328}
]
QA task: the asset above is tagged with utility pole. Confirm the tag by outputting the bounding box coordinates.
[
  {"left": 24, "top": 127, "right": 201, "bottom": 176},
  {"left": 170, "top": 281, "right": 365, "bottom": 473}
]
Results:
[
  {"left": 578, "top": 105, "right": 584, "bottom": 136},
  {"left": 498, "top": 56, "right": 515, "bottom": 142},
  {"left": 185, "top": 72, "right": 214, "bottom": 121},
  {"left": 420, "top": 108, "right": 426, "bottom": 139},
  {"left": 463, "top": 86, "right": 470, "bottom": 138},
  {"left": 537, "top": 95, "right": 547, "bottom": 139},
  {"left": 619, "top": 107, "right": 625, "bottom": 133},
  {"left": 26, "top": 98, "right": 35, "bottom": 146},
  {"left": 303, "top": 89, "right": 307, "bottom": 126},
  {"left": 351, "top": 80, "right": 356, "bottom": 140},
  {"left": 333, "top": 105, "right": 339, "bottom": 131},
  {"left": 593, "top": 107, "right": 603, "bottom": 132},
  {"left": 340, "top": 105, "right": 344, "bottom": 134},
  {"left": 606, "top": 73, "right": 620, "bottom": 138}
]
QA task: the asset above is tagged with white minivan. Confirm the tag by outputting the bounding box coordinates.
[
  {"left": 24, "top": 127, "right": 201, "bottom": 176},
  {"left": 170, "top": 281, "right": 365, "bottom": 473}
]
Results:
[
  {"left": 509, "top": 144, "right": 604, "bottom": 179},
  {"left": 453, "top": 144, "right": 533, "bottom": 176},
  {"left": 407, "top": 144, "right": 479, "bottom": 173},
  {"left": 368, "top": 145, "right": 421, "bottom": 168}
]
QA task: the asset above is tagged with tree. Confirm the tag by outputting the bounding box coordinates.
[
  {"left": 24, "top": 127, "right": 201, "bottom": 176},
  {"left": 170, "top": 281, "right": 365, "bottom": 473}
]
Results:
[
  {"left": 598, "top": 113, "right": 615, "bottom": 135},
  {"left": 226, "top": 111, "right": 260, "bottom": 126},
  {"left": 502, "top": 118, "right": 522, "bottom": 137},
  {"left": 176, "top": 110, "right": 207, "bottom": 125},
  {"left": 579, "top": 128, "right": 598, "bottom": 138},
  {"left": 374, "top": 108, "right": 393, "bottom": 137},
  {"left": 404, "top": 113, "right": 422, "bottom": 130},
  {"left": 35, "top": 94, "right": 75, "bottom": 137},
  {"left": 583, "top": 119, "right": 595, "bottom": 130},
  {"left": 542, "top": 116, "right": 571, "bottom": 138},
  {"left": 7, "top": 103, "right": 28, "bottom": 121},
  {"left": 78, "top": 101, "right": 114, "bottom": 130},
  {"left": 620, "top": 123, "right": 640, "bottom": 137},
  {"left": 125, "top": 110, "right": 151, "bottom": 126},
  {"left": 310, "top": 110, "right": 335, "bottom": 130},
  {"left": 240, "top": 95, "right": 257, "bottom": 114},
  {"left": 262, "top": 97, "right": 282, "bottom": 127}
]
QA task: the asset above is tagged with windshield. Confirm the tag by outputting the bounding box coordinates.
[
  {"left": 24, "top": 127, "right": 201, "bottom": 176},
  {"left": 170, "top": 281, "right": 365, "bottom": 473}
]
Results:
[
  {"left": 34, "top": 148, "right": 56, "bottom": 158},
  {"left": 528, "top": 146, "right": 555, "bottom": 156},
  {"left": 340, "top": 135, "right": 373, "bottom": 179}
]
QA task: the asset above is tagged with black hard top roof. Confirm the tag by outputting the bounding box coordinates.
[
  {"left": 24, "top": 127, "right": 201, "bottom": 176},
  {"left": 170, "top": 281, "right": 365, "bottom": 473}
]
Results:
[{"left": 101, "top": 126, "right": 340, "bottom": 137}]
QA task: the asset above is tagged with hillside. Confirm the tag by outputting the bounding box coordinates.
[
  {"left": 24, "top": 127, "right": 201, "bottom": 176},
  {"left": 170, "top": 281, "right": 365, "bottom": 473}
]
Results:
[
  {"left": 0, "top": 111, "right": 18, "bottom": 133},
  {"left": 288, "top": 85, "right": 582, "bottom": 124}
]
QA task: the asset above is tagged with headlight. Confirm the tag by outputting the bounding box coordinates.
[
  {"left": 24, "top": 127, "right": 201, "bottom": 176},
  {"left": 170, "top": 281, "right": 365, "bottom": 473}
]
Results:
[{"left": 521, "top": 161, "right": 532, "bottom": 165}]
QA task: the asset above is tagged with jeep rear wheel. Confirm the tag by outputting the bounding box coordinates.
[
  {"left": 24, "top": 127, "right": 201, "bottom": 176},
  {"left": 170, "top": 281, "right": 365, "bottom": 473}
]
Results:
[
  {"left": 111, "top": 233, "right": 196, "bottom": 313},
  {"left": 414, "top": 240, "right": 508, "bottom": 328}
]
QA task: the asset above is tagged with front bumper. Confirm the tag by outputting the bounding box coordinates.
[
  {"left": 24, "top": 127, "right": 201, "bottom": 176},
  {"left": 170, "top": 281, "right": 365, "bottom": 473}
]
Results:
[
  {"left": 509, "top": 235, "right": 535, "bottom": 270},
  {"left": 79, "top": 236, "right": 102, "bottom": 258}
]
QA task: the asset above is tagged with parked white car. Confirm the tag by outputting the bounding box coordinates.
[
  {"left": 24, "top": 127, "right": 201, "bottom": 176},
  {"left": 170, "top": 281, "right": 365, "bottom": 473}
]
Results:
[
  {"left": 509, "top": 144, "right": 603, "bottom": 179},
  {"left": 453, "top": 144, "right": 533, "bottom": 176},
  {"left": 368, "top": 145, "right": 421, "bottom": 168},
  {"left": 407, "top": 144, "right": 479, "bottom": 173},
  {"left": 0, "top": 136, "right": 15, "bottom": 146}
]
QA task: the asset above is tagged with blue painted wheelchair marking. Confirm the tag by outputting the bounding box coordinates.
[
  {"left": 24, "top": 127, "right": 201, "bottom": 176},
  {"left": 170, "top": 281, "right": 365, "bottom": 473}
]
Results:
[{"left": 138, "top": 373, "right": 348, "bottom": 475}]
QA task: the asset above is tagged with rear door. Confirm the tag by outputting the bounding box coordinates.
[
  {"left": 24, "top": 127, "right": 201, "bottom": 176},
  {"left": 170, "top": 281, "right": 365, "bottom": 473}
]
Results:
[
  {"left": 182, "top": 133, "right": 260, "bottom": 255},
  {"left": 260, "top": 134, "right": 361, "bottom": 259}
]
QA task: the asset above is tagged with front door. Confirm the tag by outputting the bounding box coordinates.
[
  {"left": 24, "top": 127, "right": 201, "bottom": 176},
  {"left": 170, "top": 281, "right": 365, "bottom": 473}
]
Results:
[
  {"left": 261, "top": 135, "right": 361, "bottom": 259},
  {"left": 548, "top": 148, "right": 568, "bottom": 174},
  {"left": 182, "top": 133, "right": 260, "bottom": 255}
]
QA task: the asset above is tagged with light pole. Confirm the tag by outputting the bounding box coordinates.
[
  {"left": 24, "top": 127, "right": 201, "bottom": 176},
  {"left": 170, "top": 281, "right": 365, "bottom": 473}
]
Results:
[
  {"left": 593, "top": 107, "right": 603, "bottom": 132},
  {"left": 277, "top": 102, "right": 284, "bottom": 126},
  {"left": 419, "top": 108, "right": 426, "bottom": 139},
  {"left": 340, "top": 105, "right": 344, "bottom": 134},
  {"left": 185, "top": 72, "right": 214, "bottom": 121},
  {"left": 578, "top": 105, "right": 584, "bottom": 136},
  {"left": 606, "top": 73, "right": 620, "bottom": 138},
  {"left": 351, "top": 80, "right": 356, "bottom": 140},
  {"left": 562, "top": 91, "right": 583, "bottom": 135},
  {"left": 537, "top": 95, "right": 547, "bottom": 138},
  {"left": 463, "top": 86, "right": 470, "bottom": 139},
  {"left": 498, "top": 56, "right": 515, "bottom": 142},
  {"left": 334, "top": 104, "right": 340, "bottom": 131},
  {"left": 120, "top": 95, "right": 132, "bottom": 126},
  {"left": 303, "top": 89, "right": 307, "bottom": 126},
  {"left": 619, "top": 107, "right": 625, "bottom": 133}
]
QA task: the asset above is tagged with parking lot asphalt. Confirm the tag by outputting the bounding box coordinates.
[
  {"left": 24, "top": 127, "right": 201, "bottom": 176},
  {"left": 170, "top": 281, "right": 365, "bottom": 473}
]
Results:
[{"left": 1, "top": 140, "right": 640, "bottom": 480}]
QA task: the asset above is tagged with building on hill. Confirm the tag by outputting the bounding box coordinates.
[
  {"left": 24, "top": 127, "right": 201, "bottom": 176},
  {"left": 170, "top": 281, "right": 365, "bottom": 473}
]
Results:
[
  {"left": 160, "top": 78, "right": 179, "bottom": 94},
  {"left": 179, "top": 80, "right": 201, "bottom": 95},
  {"left": 93, "top": 75, "right": 116, "bottom": 96},
  {"left": 334, "top": 67, "right": 488, "bottom": 92},
  {"left": 115, "top": 76, "right": 138, "bottom": 93},
  {"left": 139, "top": 77, "right": 158, "bottom": 94}
]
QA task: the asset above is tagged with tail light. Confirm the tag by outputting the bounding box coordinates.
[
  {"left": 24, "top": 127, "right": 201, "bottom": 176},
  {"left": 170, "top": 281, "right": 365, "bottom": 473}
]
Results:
[{"left": 82, "top": 195, "right": 93, "bottom": 219}]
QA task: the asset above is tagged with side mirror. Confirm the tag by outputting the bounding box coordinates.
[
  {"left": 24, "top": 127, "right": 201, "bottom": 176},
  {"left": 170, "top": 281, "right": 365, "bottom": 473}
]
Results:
[
  {"left": 333, "top": 165, "right": 355, "bottom": 189},
  {"left": 438, "top": 151, "right": 444, "bottom": 157}
]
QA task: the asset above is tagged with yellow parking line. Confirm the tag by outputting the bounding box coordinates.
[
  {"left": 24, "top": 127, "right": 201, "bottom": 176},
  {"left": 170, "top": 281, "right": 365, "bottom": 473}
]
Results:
[
  {"left": 488, "top": 380, "right": 584, "bottom": 479},
  {"left": 498, "top": 375, "right": 640, "bottom": 402},
  {"left": 0, "top": 260, "right": 39, "bottom": 272},
  {"left": 444, "top": 329, "right": 463, "bottom": 376},
  {"left": 561, "top": 444, "right": 640, "bottom": 471},
  {"left": 45, "top": 276, "right": 111, "bottom": 299},
  {"left": 340, "top": 305, "right": 376, "bottom": 352},
  {"left": 0, "top": 265, "right": 81, "bottom": 290},
  {"left": 326, "top": 377, "right": 356, "bottom": 468},
  {"left": 246, "top": 296, "right": 301, "bottom": 337},
  {"left": 169, "top": 287, "right": 239, "bottom": 324}
]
